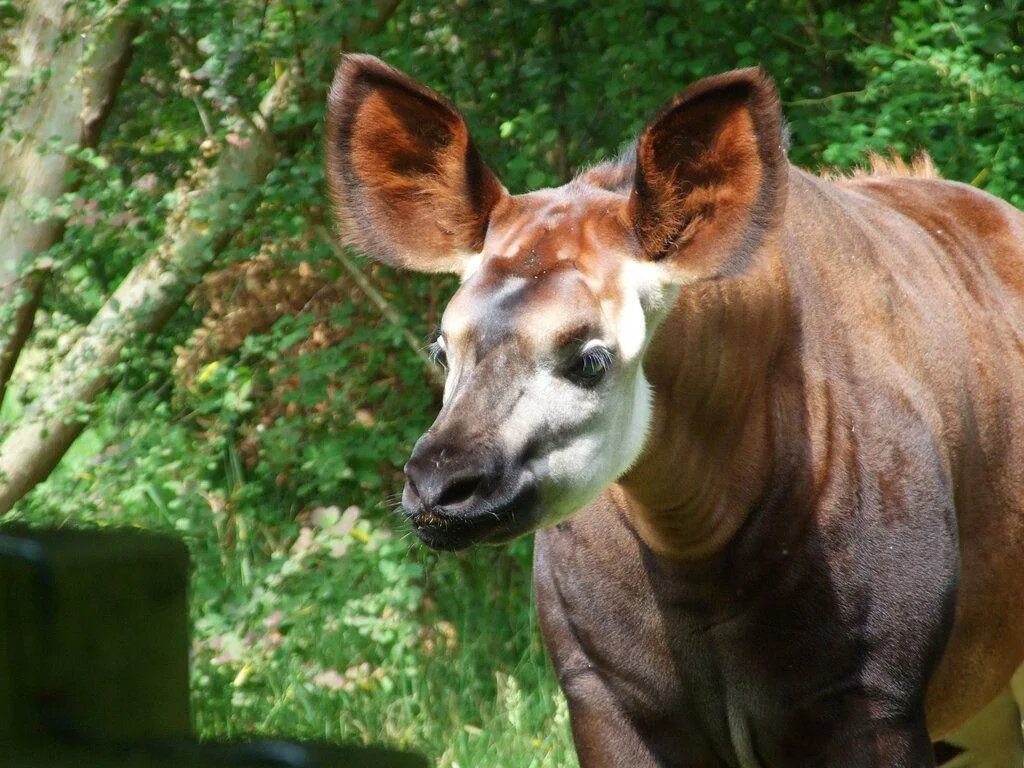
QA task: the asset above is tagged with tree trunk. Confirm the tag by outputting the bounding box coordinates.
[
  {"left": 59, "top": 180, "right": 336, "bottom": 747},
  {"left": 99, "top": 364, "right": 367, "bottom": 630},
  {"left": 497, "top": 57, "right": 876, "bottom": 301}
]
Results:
[
  {"left": 0, "top": 0, "right": 407, "bottom": 515},
  {"left": 0, "top": 0, "right": 136, "bottom": 407},
  {"left": 0, "top": 269, "right": 45, "bottom": 409},
  {"left": 0, "top": 74, "right": 290, "bottom": 515}
]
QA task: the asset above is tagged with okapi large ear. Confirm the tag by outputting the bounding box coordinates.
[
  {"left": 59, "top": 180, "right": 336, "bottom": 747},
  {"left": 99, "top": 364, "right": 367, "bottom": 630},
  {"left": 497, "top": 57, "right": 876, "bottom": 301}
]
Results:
[
  {"left": 629, "top": 68, "right": 787, "bottom": 278},
  {"left": 325, "top": 54, "right": 506, "bottom": 273}
]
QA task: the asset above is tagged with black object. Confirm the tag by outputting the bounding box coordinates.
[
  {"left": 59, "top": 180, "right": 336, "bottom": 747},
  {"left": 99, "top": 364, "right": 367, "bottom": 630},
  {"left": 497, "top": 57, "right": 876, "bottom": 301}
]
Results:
[
  {"left": 0, "top": 525, "right": 429, "bottom": 767},
  {"left": 0, "top": 524, "right": 191, "bottom": 742},
  {"left": 2, "top": 740, "right": 429, "bottom": 767}
]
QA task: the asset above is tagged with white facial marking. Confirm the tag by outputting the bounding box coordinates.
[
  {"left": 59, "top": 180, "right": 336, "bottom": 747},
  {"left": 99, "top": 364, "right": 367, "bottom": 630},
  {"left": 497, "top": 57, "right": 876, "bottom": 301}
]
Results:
[
  {"left": 432, "top": 335, "right": 458, "bottom": 404},
  {"left": 529, "top": 361, "right": 653, "bottom": 523},
  {"left": 490, "top": 256, "right": 676, "bottom": 528},
  {"left": 458, "top": 251, "right": 485, "bottom": 282}
]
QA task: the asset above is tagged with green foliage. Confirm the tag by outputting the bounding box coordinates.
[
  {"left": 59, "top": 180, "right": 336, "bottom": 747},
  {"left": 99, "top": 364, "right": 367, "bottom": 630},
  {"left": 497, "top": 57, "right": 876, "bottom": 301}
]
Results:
[
  {"left": 816, "top": 1, "right": 1024, "bottom": 206},
  {"left": 4, "top": 0, "right": 1024, "bottom": 765}
]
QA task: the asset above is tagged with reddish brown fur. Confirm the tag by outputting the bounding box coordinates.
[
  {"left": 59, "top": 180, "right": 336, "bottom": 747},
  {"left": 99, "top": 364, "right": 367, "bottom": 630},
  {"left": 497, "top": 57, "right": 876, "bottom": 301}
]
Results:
[{"left": 326, "top": 55, "right": 1024, "bottom": 765}]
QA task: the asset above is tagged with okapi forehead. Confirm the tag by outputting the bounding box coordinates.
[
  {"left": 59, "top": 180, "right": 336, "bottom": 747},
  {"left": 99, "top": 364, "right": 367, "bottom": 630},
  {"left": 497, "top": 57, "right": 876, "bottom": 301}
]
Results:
[
  {"left": 446, "top": 261, "right": 605, "bottom": 359},
  {"left": 484, "top": 186, "right": 634, "bottom": 277},
  {"left": 444, "top": 185, "right": 639, "bottom": 356}
]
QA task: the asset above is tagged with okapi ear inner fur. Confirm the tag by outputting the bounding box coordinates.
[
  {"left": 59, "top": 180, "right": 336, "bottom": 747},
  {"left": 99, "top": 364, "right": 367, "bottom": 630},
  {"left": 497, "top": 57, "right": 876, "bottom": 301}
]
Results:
[
  {"left": 324, "top": 54, "right": 505, "bottom": 273},
  {"left": 629, "top": 67, "right": 788, "bottom": 278}
]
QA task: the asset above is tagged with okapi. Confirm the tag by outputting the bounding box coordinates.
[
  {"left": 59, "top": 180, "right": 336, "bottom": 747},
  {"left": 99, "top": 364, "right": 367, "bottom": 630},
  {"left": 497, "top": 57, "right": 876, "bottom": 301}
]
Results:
[{"left": 325, "top": 54, "right": 1024, "bottom": 767}]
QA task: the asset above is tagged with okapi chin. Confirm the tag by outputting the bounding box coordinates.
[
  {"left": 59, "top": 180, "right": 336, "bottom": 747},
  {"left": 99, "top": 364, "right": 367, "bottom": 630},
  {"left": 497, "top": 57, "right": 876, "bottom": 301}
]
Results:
[{"left": 325, "top": 54, "right": 1024, "bottom": 767}]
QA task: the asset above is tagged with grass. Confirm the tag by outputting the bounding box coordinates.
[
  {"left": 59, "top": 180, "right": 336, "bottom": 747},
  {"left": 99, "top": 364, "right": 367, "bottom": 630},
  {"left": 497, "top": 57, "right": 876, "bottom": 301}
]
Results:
[{"left": 186, "top": 524, "right": 577, "bottom": 767}]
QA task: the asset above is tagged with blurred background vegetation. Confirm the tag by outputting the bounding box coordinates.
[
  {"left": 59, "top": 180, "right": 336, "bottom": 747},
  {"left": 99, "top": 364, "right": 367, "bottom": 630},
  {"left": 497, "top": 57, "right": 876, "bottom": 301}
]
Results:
[{"left": 1, "top": 1, "right": 1022, "bottom": 765}]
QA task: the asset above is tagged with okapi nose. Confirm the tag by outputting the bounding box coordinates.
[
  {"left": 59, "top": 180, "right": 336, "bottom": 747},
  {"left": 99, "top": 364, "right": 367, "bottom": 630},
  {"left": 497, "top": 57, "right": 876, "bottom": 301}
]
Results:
[{"left": 403, "top": 441, "right": 499, "bottom": 513}]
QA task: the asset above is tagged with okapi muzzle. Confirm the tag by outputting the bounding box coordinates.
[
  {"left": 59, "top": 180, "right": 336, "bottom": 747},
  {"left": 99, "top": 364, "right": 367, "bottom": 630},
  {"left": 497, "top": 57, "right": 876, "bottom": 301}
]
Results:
[
  {"left": 402, "top": 427, "right": 536, "bottom": 550},
  {"left": 401, "top": 338, "right": 541, "bottom": 549}
]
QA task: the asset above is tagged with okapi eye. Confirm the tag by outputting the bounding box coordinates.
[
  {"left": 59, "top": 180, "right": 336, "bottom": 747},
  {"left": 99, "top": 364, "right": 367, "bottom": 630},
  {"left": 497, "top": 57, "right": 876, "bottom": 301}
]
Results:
[
  {"left": 565, "top": 343, "right": 613, "bottom": 388},
  {"left": 428, "top": 329, "right": 448, "bottom": 369}
]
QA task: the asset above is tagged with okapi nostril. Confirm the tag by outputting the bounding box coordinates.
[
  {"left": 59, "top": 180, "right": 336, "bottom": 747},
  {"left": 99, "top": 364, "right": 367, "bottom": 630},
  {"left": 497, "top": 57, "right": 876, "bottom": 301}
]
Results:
[{"left": 437, "top": 474, "right": 483, "bottom": 508}]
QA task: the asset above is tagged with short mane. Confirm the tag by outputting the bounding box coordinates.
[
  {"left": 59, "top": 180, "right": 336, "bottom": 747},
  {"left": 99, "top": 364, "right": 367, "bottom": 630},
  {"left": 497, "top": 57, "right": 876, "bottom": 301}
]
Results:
[
  {"left": 576, "top": 145, "right": 637, "bottom": 192},
  {"left": 823, "top": 150, "right": 940, "bottom": 183}
]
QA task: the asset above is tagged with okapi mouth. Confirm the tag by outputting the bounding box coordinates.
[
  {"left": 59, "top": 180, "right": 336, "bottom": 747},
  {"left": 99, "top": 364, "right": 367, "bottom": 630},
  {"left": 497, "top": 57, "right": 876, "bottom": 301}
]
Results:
[{"left": 406, "top": 473, "right": 540, "bottom": 551}]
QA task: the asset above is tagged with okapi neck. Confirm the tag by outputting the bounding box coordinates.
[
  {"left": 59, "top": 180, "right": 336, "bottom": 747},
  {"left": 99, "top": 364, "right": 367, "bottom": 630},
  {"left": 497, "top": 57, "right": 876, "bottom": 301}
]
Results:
[{"left": 616, "top": 237, "right": 796, "bottom": 561}]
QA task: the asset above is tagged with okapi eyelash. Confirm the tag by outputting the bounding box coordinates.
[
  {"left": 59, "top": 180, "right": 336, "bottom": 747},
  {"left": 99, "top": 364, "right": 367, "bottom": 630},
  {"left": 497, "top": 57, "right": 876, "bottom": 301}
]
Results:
[
  {"left": 577, "top": 344, "right": 614, "bottom": 371},
  {"left": 428, "top": 342, "right": 447, "bottom": 365},
  {"left": 427, "top": 329, "right": 448, "bottom": 367}
]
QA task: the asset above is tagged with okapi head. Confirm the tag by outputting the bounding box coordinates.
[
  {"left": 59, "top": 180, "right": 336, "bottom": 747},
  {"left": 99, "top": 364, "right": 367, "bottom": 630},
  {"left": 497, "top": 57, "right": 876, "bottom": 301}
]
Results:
[{"left": 325, "top": 54, "right": 787, "bottom": 550}]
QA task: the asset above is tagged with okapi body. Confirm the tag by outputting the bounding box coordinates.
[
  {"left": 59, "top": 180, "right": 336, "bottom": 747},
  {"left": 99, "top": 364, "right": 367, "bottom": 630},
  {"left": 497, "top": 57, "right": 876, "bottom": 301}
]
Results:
[{"left": 325, "top": 55, "right": 1024, "bottom": 767}]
